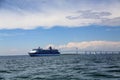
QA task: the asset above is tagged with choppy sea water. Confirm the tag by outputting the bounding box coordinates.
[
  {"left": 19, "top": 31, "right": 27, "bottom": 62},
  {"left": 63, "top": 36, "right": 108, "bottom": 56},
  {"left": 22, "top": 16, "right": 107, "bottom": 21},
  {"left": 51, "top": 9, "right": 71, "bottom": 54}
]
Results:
[{"left": 0, "top": 54, "right": 120, "bottom": 80}]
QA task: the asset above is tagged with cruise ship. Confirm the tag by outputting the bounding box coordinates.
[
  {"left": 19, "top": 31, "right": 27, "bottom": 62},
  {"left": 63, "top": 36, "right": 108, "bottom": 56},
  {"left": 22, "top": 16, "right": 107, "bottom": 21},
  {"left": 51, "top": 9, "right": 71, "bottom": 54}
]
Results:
[{"left": 28, "top": 46, "right": 60, "bottom": 57}]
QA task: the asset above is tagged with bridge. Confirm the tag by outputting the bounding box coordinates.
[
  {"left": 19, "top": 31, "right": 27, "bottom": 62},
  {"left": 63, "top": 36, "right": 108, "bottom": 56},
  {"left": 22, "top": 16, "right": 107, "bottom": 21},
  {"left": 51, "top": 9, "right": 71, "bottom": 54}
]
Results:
[{"left": 60, "top": 50, "right": 120, "bottom": 54}]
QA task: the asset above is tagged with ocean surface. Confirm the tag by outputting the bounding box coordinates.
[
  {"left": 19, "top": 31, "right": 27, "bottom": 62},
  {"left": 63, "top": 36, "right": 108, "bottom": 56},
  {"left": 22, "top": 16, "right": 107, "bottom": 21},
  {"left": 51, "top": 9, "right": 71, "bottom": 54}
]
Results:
[{"left": 0, "top": 54, "right": 120, "bottom": 80}]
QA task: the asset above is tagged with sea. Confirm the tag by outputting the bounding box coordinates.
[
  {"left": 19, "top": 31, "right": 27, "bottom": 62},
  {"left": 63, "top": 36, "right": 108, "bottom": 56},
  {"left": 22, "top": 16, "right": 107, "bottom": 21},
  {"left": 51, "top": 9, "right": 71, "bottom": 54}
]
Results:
[{"left": 0, "top": 54, "right": 120, "bottom": 80}]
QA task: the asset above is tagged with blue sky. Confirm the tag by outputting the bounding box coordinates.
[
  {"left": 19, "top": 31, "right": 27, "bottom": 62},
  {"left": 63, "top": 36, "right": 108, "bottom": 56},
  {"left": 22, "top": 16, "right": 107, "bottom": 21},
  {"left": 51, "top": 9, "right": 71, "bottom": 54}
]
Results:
[{"left": 0, "top": 0, "right": 120, "bottom": 55}]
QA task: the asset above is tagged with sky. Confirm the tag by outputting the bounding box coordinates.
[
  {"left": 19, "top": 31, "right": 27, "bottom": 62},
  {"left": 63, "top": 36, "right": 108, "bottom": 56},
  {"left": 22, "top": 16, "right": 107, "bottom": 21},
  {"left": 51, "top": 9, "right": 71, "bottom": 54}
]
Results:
[{"left": 0, "top": 0, "right": 120, "bottom": 55}]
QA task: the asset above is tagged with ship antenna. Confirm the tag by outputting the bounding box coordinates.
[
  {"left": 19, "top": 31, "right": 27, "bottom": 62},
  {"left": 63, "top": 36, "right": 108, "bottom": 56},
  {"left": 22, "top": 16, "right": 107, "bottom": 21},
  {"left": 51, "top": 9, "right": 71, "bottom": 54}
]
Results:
[
  {"left": 76, "top": 47, "right": 78, "bottom": 54},
  {"left": 38, "top": 47, "right": 40, "bottom": 49}
]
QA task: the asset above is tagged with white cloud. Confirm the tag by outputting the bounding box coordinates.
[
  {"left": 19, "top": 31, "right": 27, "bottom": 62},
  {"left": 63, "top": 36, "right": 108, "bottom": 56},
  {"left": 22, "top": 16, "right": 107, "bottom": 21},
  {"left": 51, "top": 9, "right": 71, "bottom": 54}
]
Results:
[
  {"left": 48, "top": 41, "right": 120, "bottom": 51},
  {"left": 0, "top": 0, "right": 120, "bottom": 29},
  {"left": 101, "top": 17, "right": 120, "bottom": 26}
]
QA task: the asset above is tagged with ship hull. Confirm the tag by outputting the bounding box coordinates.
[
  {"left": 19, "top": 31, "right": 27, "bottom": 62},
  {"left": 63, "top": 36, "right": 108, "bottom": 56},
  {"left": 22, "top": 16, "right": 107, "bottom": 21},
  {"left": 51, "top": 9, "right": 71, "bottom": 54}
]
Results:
[{"left": 29, "top": 53, "right": 60, "bottom": 57}]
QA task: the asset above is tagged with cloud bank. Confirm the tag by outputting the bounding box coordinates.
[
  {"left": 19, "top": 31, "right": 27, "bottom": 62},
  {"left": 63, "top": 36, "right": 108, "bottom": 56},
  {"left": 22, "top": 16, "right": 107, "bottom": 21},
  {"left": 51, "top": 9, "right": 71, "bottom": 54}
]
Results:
[
  {"left": 48, "top": 41, "right": 120, "bottom": 51},
  {"left": 0, "top": 0, "right": 120, "bottom": 29}
]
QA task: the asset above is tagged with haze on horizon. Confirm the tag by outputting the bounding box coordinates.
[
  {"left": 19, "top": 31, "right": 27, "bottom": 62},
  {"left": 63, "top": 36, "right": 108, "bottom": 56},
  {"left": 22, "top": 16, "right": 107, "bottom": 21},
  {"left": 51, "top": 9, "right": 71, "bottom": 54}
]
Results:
[{"left": 0, "top": 0, "right": 120, "bottom": 55}]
